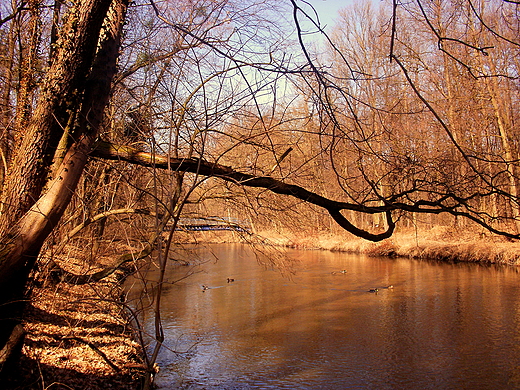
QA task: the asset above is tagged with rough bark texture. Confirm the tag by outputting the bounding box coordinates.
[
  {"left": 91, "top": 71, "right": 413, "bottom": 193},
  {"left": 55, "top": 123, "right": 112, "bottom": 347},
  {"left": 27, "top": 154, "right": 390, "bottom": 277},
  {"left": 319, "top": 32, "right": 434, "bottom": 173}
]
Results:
[
  {"left": 13, "top": 1, "right": 42, "bottom": 144},
  {"left": 0, "top": 0, "right": 113, "bottom": 230},
  {"left": 0, "top": 0, "right": 128, "bottom": 365}
]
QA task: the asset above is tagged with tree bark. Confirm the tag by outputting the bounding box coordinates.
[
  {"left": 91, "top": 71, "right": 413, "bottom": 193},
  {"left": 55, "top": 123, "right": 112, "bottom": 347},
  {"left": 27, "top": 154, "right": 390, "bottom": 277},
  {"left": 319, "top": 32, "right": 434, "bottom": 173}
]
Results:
[
  {"left": 0, "top": 0, "right": 113, "bottom": 229},
  {"left": 0, "top": 0, "right": 128, "bottom": 360},
  {"left": 13, "top": 0, "right": 42, "bottom": 143}
]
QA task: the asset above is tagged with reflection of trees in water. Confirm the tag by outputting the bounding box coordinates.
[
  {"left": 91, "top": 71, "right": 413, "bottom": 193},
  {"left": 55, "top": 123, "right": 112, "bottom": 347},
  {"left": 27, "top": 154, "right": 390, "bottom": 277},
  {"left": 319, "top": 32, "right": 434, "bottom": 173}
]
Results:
[{"left": 0, "top": 0, "right": 518, "bottom": 387}]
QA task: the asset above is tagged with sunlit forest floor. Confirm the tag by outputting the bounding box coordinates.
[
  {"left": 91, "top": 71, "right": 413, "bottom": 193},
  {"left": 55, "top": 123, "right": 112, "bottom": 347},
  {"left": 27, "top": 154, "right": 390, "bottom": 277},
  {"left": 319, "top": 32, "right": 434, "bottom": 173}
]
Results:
[{"left": 6, "top": 274, "right": 145, "bottom": 389}]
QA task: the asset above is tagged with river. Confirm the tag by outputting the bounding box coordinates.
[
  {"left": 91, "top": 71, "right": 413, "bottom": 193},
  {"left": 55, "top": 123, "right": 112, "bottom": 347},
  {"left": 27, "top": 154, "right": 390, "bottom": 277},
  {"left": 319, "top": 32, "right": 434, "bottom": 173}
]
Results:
[{"left": 127, "top": 243, "right": 520, "bottom": 389}]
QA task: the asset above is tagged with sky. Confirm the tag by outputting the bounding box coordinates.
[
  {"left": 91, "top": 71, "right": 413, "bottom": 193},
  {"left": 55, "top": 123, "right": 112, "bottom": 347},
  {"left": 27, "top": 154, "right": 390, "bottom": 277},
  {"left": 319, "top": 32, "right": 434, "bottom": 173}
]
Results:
[
  {"left": 292, "top": 0, "right": 360, "bottom": 47},
  {"left": 301, "top": 0, "right": 353, "bottom": 33}
]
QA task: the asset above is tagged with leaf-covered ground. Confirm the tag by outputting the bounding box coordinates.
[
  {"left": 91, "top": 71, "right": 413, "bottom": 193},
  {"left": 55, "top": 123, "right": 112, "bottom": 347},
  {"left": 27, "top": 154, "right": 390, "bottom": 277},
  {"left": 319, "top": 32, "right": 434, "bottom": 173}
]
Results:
[{"left": 6, "top": 275, "right": 146, "bottom": 389}]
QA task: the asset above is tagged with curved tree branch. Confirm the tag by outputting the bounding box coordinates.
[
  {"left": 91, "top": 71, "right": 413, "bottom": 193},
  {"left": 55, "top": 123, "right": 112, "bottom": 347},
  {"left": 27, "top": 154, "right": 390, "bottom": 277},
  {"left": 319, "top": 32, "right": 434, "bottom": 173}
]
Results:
[
  {"left": 91, "top": 140, "right": 387, "bottom": 214},
  {"left": 50, "top": 208, "right": 163, "bottom": 285},
  {"left": 90, "top": 140, "right": 520, "bottom": 241},
  {"left": 328, "top": 209, "right": 395, "bottom": 242}
]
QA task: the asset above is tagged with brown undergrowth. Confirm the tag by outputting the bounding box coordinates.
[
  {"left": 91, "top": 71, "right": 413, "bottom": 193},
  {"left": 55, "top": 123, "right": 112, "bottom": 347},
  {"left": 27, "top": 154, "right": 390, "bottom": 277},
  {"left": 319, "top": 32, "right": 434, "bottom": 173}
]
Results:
[
  {"left": 176, "top": 226, "right": 520, "bottom": 266},
  {"left": 251, "top": 226, "right": 520, "bottom": 266},
  {"left": 6, "top": 273, "right": 146, "bottom": 390}
]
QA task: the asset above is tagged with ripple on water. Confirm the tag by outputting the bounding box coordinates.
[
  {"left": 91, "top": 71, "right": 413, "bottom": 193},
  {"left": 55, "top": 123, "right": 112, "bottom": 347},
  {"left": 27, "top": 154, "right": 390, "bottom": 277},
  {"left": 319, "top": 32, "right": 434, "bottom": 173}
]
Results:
[{"left": 132, "top": 244, "right": 520, "bottom": 390}]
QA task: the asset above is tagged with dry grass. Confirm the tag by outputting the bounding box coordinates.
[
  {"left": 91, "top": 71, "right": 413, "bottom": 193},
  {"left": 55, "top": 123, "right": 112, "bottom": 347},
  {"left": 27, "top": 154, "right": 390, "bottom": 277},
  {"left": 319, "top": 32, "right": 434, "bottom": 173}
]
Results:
[{"left": 246, "top": 226, "right": 520, "bottom": 266}]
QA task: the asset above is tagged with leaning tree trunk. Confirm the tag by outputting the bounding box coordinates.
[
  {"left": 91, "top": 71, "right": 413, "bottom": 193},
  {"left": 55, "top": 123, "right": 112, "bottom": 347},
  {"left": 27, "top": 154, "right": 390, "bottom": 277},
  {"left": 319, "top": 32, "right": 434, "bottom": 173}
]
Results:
[
  {"left": 0, "top": 0, "right": 128, "bottom": 364},
  {"left": 0, "top": 0, "right": 113, "bottom": 228}
]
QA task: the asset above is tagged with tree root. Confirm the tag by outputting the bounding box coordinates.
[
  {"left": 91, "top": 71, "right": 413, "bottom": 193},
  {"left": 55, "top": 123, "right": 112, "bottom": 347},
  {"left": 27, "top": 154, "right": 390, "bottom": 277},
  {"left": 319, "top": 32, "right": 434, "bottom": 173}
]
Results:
[{"left": 0, "top": 324, "right": 25, "bottom": 372}]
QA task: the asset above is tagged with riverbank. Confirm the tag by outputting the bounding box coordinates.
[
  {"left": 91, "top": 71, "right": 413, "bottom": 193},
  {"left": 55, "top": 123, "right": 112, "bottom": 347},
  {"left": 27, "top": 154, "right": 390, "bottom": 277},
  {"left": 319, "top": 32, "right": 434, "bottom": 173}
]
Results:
[
  {"left": 9, "top": 225, "right": 519, "bottom": 388},
  {"left": 175, "top": 225, "right": 520, "bottom": 266},
  {"left": 6, "top": 273, "right": 146, "bottom": 389}
]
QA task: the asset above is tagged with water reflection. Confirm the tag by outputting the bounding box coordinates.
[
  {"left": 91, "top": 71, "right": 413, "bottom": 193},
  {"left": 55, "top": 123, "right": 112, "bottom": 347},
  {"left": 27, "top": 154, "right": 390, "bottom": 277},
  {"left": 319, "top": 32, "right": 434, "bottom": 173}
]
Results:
[{"left": 128, "top": 244, "right": 520, "bottom": 389}]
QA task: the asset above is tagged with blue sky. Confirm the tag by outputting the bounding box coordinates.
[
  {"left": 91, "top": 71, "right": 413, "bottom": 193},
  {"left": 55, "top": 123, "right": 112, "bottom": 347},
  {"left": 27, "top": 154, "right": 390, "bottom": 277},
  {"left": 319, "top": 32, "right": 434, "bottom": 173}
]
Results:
[
  {"left": 291, "top": 0, "right": 355, "bottom": 46},
  {"left": 301, "top": 0, "right": 352, "bottom": 32}
]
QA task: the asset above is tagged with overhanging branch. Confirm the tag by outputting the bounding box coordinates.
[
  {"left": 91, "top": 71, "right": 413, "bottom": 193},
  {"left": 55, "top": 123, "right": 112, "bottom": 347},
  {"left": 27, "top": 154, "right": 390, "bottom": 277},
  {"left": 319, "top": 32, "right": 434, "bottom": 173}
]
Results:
[
  {"left": 91, "top": 140, "right": 393, "bottom": 241},
  {"left": 90, "top": 140, "right": 520, "bottom": 241}
]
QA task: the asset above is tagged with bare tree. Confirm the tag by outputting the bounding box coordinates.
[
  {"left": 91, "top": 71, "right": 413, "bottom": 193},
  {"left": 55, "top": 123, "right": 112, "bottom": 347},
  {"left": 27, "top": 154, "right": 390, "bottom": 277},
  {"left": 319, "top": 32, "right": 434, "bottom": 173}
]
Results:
[
  {"left": 287, "top": 0, "right": 520, "bottom": 238},
  {"left": 0, "top": 1, "right": 519, "bottom": 385}
]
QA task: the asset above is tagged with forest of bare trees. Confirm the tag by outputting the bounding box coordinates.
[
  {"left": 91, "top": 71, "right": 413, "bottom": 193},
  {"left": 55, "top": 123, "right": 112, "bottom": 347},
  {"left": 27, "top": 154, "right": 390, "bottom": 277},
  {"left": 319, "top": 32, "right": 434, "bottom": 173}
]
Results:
[{"left": 0, "top": 0, "right": 518, "bottom": 387}]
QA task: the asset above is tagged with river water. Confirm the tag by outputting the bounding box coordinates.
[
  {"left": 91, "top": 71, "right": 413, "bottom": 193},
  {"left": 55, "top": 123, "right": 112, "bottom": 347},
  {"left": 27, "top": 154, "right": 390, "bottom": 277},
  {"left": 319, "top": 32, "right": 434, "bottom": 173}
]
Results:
[{"left": 127, "top": 243, "right": 520, "bottom": 389}]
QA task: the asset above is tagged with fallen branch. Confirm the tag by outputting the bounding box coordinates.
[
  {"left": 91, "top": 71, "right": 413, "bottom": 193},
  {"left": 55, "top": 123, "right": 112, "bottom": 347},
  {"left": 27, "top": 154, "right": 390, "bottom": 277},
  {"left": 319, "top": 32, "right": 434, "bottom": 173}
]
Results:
[
  {"left": 63, "top": 336, "right": 119, "bottom": 371},
  {"left": 49, "top": 206, "right": 172, "bottom": 284},
  {"left": 51, "top": 243, "right": 154, "bottom": 285},
  {"left": 91, "top": 140, "right": 520, "bottom": 241}
]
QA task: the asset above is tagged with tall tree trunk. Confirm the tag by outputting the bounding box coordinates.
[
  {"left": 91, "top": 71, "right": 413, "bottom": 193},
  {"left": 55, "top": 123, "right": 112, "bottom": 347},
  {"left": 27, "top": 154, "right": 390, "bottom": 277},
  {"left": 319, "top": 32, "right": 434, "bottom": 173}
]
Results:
[
  {"left": 13, "top": 0, "right": 42, "bottom": 142},
  {"left": 0, "top": 0, "right": 128, "bottom": 364},
  {"left": 486, "top": 75, "right": 518, "bottom": 227},
  {"left": 0, "top": 0, "right": 113, "bottom": 229},
  {"left": 0, "top": 14, "right": 16, "bottom": 189}
]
